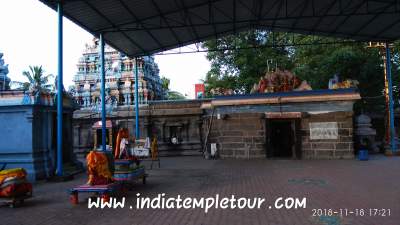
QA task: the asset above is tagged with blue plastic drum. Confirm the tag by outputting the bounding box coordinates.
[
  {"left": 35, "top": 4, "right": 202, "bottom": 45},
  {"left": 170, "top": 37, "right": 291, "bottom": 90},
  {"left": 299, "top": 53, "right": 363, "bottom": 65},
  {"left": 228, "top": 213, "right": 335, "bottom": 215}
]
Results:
[{"left": 358, "top": 149, "right": 369, "bottom": 161}]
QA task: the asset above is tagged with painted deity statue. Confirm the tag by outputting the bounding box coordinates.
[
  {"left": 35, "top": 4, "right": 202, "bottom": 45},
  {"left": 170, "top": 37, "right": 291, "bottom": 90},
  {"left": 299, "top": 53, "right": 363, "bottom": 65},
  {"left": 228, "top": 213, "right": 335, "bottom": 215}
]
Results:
[{"left": 253, "top": 68, "right": 311, "bottom": 94}]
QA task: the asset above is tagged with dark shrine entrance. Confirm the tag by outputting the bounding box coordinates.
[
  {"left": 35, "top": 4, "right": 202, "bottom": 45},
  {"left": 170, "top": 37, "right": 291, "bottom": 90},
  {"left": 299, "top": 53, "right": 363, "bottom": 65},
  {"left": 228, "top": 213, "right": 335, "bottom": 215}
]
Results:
[
  {"left": 266, "top": 113, "right": 302, "bottom": 159},
  {"left": 269, "top": 120, "right": 293, "bottom": 157}
]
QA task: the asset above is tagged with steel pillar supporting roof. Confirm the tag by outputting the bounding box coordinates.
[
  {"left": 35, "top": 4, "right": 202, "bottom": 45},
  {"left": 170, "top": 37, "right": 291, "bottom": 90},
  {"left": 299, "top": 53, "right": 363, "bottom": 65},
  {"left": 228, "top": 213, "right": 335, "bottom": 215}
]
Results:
[{"left": 40, "top": 0, "right": 400, "bottom": 57}]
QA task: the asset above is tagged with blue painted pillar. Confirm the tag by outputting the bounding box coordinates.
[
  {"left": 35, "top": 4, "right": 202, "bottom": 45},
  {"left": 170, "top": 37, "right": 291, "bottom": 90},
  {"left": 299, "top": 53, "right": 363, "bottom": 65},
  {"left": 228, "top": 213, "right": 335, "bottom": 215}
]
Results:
[
  {"left": 135, "top": 58, "right": 140, "bottom": 139},
  {"left": 100, "top": 34, "right": 106, "bottom": 151},
  {"left": 385, "top": 42, "right": 396, "bottom": 152},
  {"left": 56, "top": 2, "right": 63, "bottom": 176}
]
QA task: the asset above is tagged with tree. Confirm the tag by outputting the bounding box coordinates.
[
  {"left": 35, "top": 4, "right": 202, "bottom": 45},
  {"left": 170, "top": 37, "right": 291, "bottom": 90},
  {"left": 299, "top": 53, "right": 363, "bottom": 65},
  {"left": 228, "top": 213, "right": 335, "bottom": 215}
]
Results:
[
  {"left": 160, "top": 76, "right": 186, "bottom": 100},
  {"left": 203, "top": 31, "right": 293, "bottom": 94},
  {"left": 167, "top": 91, "right": 186, "bottom": 100},
  {"left": 161, "top": 76, "right": 170, "bottom": 91},
  {"left": 292, "top": 40, "right": 400, "bottom": 112},
  {"left": 293, "top": 42, "right": 384, "bottom": 95},
  {"left": 202, "top": 30, "right": 400, "bottom": 112},
  {"left": 13, "top": 65, "right": 54, "bottom": 93}
]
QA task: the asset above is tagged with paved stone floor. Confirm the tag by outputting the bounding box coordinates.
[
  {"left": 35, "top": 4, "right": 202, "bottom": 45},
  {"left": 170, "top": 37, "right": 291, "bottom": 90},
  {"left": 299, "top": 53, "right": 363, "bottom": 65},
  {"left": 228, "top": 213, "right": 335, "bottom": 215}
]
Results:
[{"left": 2, "top": 155, "right": 400, "bottom": 225}]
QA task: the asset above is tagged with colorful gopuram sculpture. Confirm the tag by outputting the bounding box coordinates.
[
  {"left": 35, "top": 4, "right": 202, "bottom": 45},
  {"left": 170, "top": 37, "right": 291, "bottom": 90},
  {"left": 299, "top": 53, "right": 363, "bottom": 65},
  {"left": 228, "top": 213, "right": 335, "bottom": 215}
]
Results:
[
  {"left": 251, "top": 69, "right": 312, "bottom": 94},
  {"left": 73, "top": 39, "right": 165, "bottom": 108}
]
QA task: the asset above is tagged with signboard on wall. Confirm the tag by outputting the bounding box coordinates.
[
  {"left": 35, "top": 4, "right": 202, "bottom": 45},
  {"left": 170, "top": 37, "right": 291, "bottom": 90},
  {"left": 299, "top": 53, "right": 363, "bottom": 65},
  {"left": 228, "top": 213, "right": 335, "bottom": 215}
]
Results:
[
  {"left": 309, "top": 122, "right": 338, "bottom": 140},
  {"left": 195, "top": 83, "right": 205, "bottom": 99}
]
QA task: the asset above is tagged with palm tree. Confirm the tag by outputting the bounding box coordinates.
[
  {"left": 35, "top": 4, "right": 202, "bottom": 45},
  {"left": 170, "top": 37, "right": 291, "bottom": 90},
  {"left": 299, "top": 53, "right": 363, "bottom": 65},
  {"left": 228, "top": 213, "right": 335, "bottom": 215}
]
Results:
[
  {"left": 14, "top": 66, "right": 54, "bottom": 93},
  {"left": 161, "top": 77, "right": 170, "bottom": 91}
]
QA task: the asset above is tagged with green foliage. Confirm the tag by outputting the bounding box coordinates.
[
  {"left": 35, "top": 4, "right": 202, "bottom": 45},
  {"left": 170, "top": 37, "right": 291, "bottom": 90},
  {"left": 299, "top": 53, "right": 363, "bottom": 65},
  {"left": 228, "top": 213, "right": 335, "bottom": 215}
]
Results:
[
  {"left": 167, "top": 91, "right": 186, "bottom": 100},
  {"left": 203, "top": 31, "right": 400, "bottom": 112},
  {"left": 13, "top": 65, "right": 54, "bottom": 93},
  {"left": 293, "top": 42, "right": 384, "bottom": 97},
  {"left": 160, "top": 76, "right": 186, "bottom": 100},
  {"left": 203, "top": 31, "right": 293, "bottom": 94},
  {"left": 161, "top": 76, "right": 170, "bottom": 91}
]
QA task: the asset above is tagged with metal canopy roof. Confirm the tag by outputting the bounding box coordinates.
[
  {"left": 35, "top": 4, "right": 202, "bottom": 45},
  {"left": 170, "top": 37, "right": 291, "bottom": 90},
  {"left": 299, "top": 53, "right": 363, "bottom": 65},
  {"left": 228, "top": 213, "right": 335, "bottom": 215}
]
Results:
[{"left": 40, "top": 0, "right": 400, "bottom": 57}]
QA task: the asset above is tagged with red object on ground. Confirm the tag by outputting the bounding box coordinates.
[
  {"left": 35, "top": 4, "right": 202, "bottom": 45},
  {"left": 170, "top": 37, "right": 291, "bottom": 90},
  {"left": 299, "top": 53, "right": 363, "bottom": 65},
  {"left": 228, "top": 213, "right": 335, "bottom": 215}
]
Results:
[
  {"left": 0, "top": 183, "right": 32, "bottom": 197},
  {"left": 101, "top": 194, "right": 110, "bottom": 203},
  {"left": 70, "top": 192, "right": 78, "bottom": 205}
]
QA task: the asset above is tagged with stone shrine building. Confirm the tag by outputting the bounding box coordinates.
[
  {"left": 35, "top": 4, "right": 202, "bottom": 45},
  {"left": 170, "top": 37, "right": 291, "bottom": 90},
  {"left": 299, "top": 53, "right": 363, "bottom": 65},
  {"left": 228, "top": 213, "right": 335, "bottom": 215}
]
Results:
[
  {"left": 70, "top": 45, "right": 361, "bottom": 160},
  {"left": 73, "top": 89, "right": 360, "bottom": 160},
  {"left": 73, "top": 39, "right": 165, "bottom": 108}
]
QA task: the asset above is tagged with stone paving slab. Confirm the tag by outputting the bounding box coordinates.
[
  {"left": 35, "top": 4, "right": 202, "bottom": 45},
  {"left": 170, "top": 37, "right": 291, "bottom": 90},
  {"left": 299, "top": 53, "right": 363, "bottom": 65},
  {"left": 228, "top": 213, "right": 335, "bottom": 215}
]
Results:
[{"left": 1, "top": 155, "right": 400, "bottom": 225}]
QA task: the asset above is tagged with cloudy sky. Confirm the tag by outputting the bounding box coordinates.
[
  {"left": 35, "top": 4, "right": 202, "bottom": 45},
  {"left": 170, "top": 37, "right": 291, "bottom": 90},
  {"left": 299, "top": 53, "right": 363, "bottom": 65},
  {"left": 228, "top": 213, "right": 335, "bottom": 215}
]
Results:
[{"left": 0, "top": 0, "right": 210, "bottom": 99}]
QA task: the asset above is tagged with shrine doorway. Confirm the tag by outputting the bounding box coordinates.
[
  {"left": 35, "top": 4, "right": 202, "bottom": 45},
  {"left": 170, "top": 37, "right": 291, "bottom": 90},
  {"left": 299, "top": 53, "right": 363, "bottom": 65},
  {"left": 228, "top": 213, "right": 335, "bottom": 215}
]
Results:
[{"left": 266, "top": 118, "right": 301, "bottom": 159}]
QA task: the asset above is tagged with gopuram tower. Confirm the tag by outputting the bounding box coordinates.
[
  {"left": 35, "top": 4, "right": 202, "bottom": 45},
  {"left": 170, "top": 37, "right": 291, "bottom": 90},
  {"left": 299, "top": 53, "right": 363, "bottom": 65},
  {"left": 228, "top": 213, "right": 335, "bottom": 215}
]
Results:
[
  {"left": 0, "top": 52, "right": 11, "bottom": 91},
  {"left": 73, "top": 39, "right": 165, "bottom": 108}
]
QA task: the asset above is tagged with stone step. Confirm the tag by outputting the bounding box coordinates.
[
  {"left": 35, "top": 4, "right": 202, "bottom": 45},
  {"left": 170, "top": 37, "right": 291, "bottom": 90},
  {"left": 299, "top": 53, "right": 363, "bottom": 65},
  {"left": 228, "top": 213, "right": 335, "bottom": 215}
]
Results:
[
  {"left": 46, "top": 162, "right": 83, "bottom": 182},
  {"left": 73, "top": 142, "right": 204, "bottom": 159},
  {"left": 158, "top": 144, "right": 202, "bottom": 151},
  {"left": 158, "top": 142, "right": 203, "bottom": 157},
  {"left": 158, "top": 149, "right": 203, "bottom": 157}
]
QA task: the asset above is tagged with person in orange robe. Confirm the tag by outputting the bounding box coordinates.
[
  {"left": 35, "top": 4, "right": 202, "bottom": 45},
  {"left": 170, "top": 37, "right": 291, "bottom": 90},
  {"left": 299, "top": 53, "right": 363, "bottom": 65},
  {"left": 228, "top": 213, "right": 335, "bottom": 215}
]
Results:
[{"left": 86, "top": 151, "right": 113, "bottom": 185}]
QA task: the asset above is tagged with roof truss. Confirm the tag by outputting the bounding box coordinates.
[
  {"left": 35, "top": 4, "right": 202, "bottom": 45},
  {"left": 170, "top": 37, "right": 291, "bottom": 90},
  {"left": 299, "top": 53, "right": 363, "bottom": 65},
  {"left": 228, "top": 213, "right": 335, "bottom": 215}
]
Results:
[{"left": 40, "top": 0, "right": 400, "bottom": 57}]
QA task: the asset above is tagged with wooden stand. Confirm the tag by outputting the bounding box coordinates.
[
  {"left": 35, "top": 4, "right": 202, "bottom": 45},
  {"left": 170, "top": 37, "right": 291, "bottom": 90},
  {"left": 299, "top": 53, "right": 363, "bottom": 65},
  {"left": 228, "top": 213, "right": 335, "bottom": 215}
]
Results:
[
  {"left": 113, "top": 160, "right": 147, "bottom": 191},
  {"left": 69, "top": 183, "right": 119, "bottom": 205}
]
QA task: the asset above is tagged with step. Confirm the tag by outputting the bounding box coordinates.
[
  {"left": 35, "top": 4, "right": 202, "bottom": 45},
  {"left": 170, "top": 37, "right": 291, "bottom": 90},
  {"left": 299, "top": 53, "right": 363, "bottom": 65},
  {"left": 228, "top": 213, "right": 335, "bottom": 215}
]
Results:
[{"left": 158, "top": 149, "right": 203, "bottom": 157}]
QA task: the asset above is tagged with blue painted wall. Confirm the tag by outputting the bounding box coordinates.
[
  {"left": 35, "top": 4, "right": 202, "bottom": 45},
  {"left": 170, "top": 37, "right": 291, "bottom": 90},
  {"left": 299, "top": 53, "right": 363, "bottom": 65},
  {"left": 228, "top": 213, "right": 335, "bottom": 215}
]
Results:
[
  {"left": 0, "top": 103, "right": 79, "bottom": 181},
  {"left": 0, "top": 105, "right": 55, "bottom": 181}
]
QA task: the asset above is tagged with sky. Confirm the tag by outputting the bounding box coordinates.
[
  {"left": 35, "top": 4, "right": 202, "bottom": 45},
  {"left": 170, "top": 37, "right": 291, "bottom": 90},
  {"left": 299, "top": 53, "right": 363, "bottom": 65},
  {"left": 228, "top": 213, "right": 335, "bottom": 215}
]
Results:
[{"left": 0, "top": 0, "right": 210, "bottom": 99}]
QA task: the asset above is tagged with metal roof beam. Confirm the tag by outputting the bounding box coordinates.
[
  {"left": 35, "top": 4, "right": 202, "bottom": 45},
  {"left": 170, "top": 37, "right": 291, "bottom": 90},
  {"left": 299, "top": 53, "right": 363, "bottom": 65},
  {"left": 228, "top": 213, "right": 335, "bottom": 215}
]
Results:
[
  {"left": 96, "top": 8, "right": 399, "bottom": 33},
  {"left": 372, "top": 16, "right": 400, "bottom": 38},
  {"left": 95, "top": 0, "right": 224, "bottom": 33},
  {"left": 352, "top": 2, "right": 394, "bottom": 36},
  {"left": 177, "top": 0, "right": 202, "bottom": 44},
  {"left": 237, "top": 0, "right": 258, "bottom": 20},
  {"left": 38, "top": 0, "right": 400, "bottom": 56},
  {"left": 329, "top": 0, "right": 367, "bottom": 36},
  {"left": 95, "top": 2, "right": 399, "bottom": 33},
  {"left": 262, "top": 0, "right": 281, "bottom": 19},
  {"left": 83, "top": 1, "right": 146, "bottom": 53},
  {"left": 212, "top": 3, "right": 234, "bottom": 21},
  {"left": 150, "top": 0, "right": 182, "bottom": 46},
  {"left": 208, "top": 0, "right": 218, "bottom": 39},
  {"left": 117, "top": 0, "right": 165, "bottom": 51},
  {"left": 270, "top": 0, "right": 284, "bottom": 31},
  {"left": 155, "top": 39, "right": 361, "bottom": 55},
  {"left": 257, "top": 0, "right": 264, "bottom": 25},
  {"left": 273, "top": 24, "right": 391, "bottom": 40},
  {"left": 289, "top": 0, "right": 311, "bottom": 33},
  {"left": 233, "top": 0, "right": 236, "bottom": 34},
  {"left": 148, "top": 23, "right": 253, "bottom": 55},
  {"left": 309, "top": 0, "right": 337, "bottom": 34}
]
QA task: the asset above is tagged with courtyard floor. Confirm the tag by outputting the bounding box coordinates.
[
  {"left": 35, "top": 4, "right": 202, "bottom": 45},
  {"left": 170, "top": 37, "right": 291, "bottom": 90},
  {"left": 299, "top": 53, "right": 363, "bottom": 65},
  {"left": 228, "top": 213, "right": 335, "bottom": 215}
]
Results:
[{"left": 1, "top": 155, "right": 400, "bottom": 225}]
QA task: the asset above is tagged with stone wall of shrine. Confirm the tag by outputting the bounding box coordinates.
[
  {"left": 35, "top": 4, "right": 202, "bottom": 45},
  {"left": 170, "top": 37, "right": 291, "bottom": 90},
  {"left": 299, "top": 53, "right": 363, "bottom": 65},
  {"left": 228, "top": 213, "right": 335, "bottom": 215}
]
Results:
[
  {"left": 301, "top": 111, "right": 354, "bottom": 159},
  {"left": 72, "top": 100, "right": 204, "bottom": 162},
  {"left": 73, "top": 89, "right": 360, "bottom": 160},
  {"left": 206, "top": 113, "right": 266, "bottom": 158},
  {"left": 204, "top": 111, "right": 354, "bottom": 159}
]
